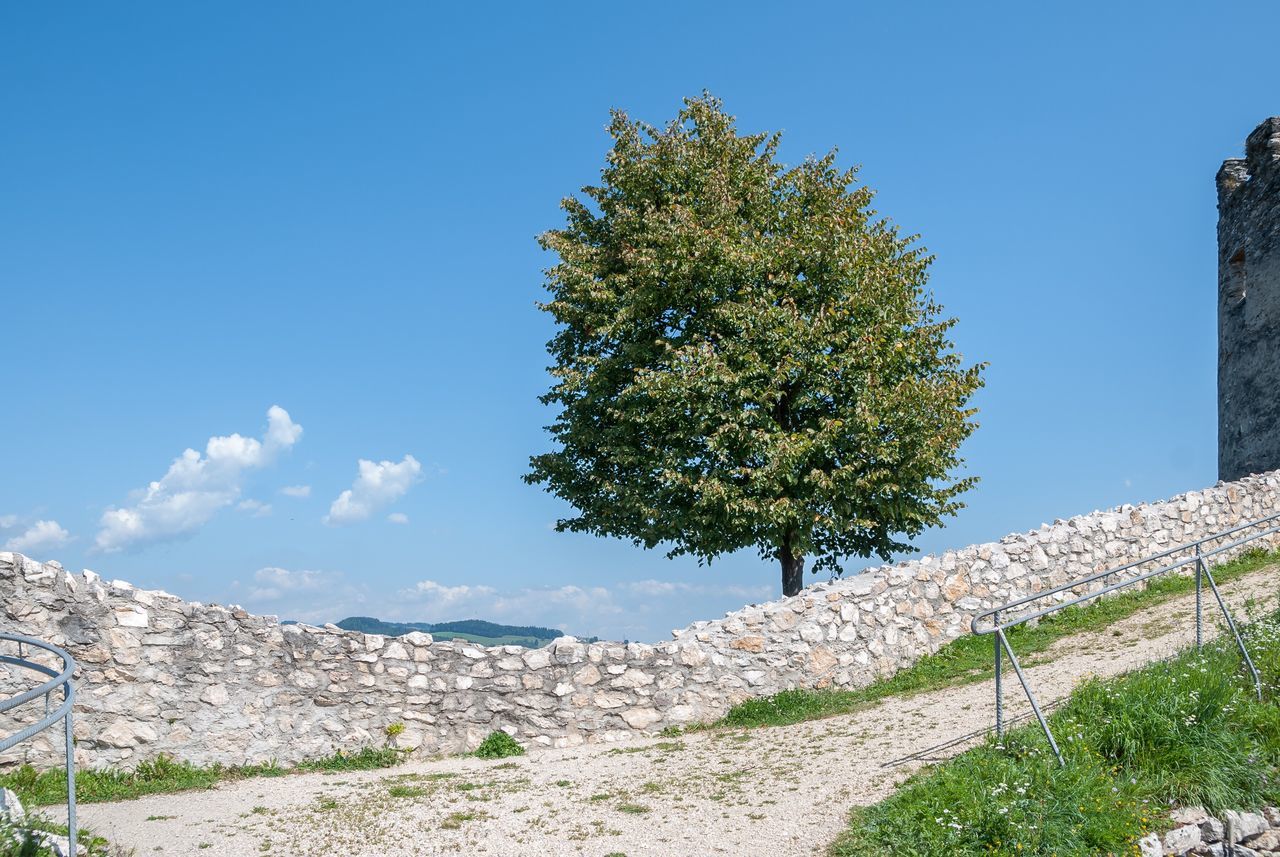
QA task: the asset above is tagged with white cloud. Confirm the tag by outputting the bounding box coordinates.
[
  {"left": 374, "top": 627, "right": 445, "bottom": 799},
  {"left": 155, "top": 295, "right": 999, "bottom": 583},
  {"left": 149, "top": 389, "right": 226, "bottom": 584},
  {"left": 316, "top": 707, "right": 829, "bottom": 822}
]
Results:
[
  {"left": 387, "top": 512, "right": 409, "bottom": 525},
  {"left": 625, "top": 579, "right": 682, "bottom": 596},
  {"left": 94, "top": 405, "right": 302, "bottom": 553},
  {"left": 280, "top": 485, "right": 311, "bottom": 498},
  {"left": 237, "top": 499, "right": 273, "bottom": 517},
  {"left": 324, "top": 454, "right": 422, "bottom": 525},
  {"left": 249, "top": 566, "right": 330, "bottom": 600},
  {"left": 240, "top": 566, "right": 366, "bottom": 624},
  {"left": 401, "top": 578, "right": 496, "bottom": 604},
  {"left": 225, "top": 564, "right": 774, "bottom": 642},
  {"left": 0, "top": 515, "right": 18, "bottom": 530},
  {"left": 381, "top": 577, "right": 774, "bottom": 638},
  {"left": 621, "top": 579, "right": 773, "bottom": 600},
  {"left": 491, "top": 584, "right": 622, "bottom": 619},
  {"left": 390, "top": 578, "right": 620, "bottom": 626},
  {"left": 4, "top": 520, "right": 72, "bottom": 554}
]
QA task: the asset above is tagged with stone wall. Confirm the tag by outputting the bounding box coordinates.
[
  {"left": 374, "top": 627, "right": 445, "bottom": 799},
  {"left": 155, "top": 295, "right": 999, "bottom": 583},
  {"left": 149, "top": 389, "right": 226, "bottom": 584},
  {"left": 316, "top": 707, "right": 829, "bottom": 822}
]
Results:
[
  {"left": 1219, "top": 116, "right": 1280, "bottom": 481},
  {"left": 3, "top": 471, "right": 1280, "bottom": 770}
]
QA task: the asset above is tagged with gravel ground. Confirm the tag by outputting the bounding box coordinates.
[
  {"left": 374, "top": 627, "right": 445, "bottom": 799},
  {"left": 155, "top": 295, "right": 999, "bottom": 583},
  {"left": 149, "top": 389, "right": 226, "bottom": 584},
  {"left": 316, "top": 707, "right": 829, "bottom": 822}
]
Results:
[{"left": 45, "top": 567, "right": 1280, "bottom": 857}]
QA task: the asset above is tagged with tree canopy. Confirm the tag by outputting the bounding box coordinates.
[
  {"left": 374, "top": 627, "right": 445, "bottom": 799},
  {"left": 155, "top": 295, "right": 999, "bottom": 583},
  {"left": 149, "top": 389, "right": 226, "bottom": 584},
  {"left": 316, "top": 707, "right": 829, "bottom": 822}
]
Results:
[{"left": 526, "top": 94, "right": 985, "bottom": 596}]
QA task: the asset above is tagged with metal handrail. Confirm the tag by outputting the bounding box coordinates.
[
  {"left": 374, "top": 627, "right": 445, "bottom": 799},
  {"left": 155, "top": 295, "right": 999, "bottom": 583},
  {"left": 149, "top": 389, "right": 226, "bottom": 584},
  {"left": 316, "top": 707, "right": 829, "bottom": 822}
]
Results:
[
  {"left": 969, "top": 512, "right": 1280, "bottom": 765},
  {"left": 971, "top": 512, "right": 1280, "bottom": 634},
  {"left": 0, "top": 632, "right": 76, "bottom": 850}
]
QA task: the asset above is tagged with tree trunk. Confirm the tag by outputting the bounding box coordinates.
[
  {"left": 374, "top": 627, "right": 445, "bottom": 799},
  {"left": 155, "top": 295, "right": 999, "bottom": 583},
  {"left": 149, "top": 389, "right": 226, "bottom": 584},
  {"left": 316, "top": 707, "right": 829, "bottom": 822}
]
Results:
[
  {"left": 774, "top": 387, "right": 804, "bottom": 596},
  {"left": 779, "top": 538, "right": 805, "bottom": 597}
]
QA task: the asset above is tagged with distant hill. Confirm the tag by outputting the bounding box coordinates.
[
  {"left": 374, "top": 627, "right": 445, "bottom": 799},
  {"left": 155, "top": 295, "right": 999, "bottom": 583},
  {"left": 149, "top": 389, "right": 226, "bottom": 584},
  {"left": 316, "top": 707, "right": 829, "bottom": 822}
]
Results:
[{"left": 334, "top": 616, "right": 594, "bottom": 648}]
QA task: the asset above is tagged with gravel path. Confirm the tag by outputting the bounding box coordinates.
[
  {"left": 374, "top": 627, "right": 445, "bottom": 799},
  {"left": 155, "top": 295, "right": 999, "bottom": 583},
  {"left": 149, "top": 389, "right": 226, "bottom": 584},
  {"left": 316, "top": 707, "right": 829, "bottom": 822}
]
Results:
[{"left": 47, "top": 567, "right": 1280, "bottom": 857}]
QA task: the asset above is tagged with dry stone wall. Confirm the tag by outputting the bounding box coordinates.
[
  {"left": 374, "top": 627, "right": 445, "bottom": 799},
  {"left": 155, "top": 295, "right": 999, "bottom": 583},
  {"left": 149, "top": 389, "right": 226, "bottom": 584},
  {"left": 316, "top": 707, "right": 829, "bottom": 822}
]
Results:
[{"left": 3, "top": 471, "right": 1280, "bottom": 771}]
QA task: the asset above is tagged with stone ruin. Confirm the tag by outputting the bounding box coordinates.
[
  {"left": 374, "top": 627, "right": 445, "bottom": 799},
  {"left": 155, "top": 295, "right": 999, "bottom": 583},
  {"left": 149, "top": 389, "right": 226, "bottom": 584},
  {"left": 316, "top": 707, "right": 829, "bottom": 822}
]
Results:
[{"left": 2, "top": 470, "right": 1278, "bottom": 770}]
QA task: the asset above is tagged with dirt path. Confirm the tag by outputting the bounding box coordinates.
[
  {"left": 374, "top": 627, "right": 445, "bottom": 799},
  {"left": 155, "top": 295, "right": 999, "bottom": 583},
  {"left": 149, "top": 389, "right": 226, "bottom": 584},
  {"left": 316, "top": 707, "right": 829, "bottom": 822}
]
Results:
[{"left": 46, "top": 567, "right": 1280, "bottom": 857}]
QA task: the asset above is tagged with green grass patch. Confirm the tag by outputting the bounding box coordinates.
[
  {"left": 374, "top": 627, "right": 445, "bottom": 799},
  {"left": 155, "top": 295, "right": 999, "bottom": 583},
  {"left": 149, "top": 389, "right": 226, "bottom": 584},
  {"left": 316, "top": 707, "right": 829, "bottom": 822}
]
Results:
[
  {"left": 0, "top": 818, "right": 119, "bottom": 857},
  {"left": 472, "top": 730, "right": 524, "bottom": 759},
  {"left": 832, "top": 607, "right": 1280, "bottom": 855},
  {"left": 0, "top": 822, "right": 48, "bottom": 857},
  {"left": 0, "top": 746, "right": 400, "bottom": 807},
  {"left": 440, "top": 810, "right": 483, "bottom": 829},
  {"left": 386, "top": 784, "right": 427, "bottom": 798},
  {"left": 712, "top": 548, "right": 1280, "bottom": 730},
  {"left": 294, "top": 746, "right": 402, "bottom": 773},
  {"left": 432, "top": 632, "right": 552, "bottom": 647}
]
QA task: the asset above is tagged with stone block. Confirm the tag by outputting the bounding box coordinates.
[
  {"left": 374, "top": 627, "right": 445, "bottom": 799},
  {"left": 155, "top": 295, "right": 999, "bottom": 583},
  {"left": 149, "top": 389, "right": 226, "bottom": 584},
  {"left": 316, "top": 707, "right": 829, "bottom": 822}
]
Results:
[
  {"left": 1226, "top": 810, "right": 1270, "bottom": 844},
  {"left": 1164, "top": 823, "right": 1201, "bottom": 854}
]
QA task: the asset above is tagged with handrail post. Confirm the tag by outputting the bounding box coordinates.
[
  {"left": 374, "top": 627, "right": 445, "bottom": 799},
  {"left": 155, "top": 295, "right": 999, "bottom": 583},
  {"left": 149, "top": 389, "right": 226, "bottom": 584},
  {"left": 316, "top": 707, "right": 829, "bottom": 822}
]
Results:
[
  {"left": 0, "top": 633, "right": 78, "bottom": 855},
  {"left": 993, "top": 609, "right": 1002, "bottom": 739},
  {"left": 1195, "top": 542, "right": 1204, "bottom": 650},
  {"left": 65, "top": 686, "right": 76, "bottom": 856},
  {"left": 974, "top": 512, "right": 1280, "bottom": 769},
  {"left": 1201, "top": 562, "right": 1263, "bottom": 701},
  {"left": 998, "top": 630, "right": 1064, "bottom": 766}
]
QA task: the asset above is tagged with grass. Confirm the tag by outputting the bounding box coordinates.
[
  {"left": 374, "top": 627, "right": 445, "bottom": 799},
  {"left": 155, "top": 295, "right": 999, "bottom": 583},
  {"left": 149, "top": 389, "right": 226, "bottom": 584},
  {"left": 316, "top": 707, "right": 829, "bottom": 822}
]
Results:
[
  {"left": 711, "top": 548, "right": 1280, "bottom": 730},
  {"left": 0, "top": 818, "right": 124, "bottom": 857},
  {"left": 294, "top": 746, "right": 402, "bottom": 773},
  {"left": 434, "top": 632, "right": 551, "bottom": 648},
  {"left": 386, "top": 784, "right": 427, "bottom": 798},
  {"left": 440, "top": 810, "right": 484, "bottom": 830},
  {"left": 0, "top": 746, "right": 402, "bottom": 807},
  {"left": 831, "top": 605, "right": 1280, "bottom": 856},
  {"left": 0, "top": 823, "right": 46, "bottom": 857},
  {"left": 472, "top": 730, "right": 524, "bottom": 760},
  {"left": 0, "top": 549, "right": 1270, "bottom": 843}
]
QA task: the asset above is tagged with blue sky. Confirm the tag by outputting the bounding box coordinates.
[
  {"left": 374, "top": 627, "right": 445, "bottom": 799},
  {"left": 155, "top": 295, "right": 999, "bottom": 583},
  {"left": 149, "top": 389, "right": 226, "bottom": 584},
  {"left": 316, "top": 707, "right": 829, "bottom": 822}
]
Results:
[{"left": 2, "top": 2, "right": 1276, "bottom": 642}]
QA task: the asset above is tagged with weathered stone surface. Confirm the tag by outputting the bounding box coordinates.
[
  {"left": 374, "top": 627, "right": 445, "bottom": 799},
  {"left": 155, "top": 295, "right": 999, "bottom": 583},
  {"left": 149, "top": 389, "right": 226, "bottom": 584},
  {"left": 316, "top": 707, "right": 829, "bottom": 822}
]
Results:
[
  {"left": 0, "top": 788, "right": 24, "bottom": 825},
  {"left": 3, "top": 469, "right": 1280, "bottom": 769},
  {"left": 1220, "top": 117, "right": 1280, "bottom": 481},
  {"left": 97, "top": 718, "right": 158, "bottom": 748},
  {"left": 199, "top": 684, "right": 229, "bottom": 706},
  {"left": 40, "top": 832, "right": 81, "bottom": 857},
  {"left": 619, "top": 707, "right": 661, "bottom": 729},
  {"left": 1138, "top": 832, "right": 1162, "bottom": 857},
  {"left": 808, "top": 646, "right": 838, "bottom": 676},
  {"left": 1201, "top": 817, "right": 1226, "bottom": 842},
  {"left": 1243, "top": 828, "right": 1280, "bottom": 851},
  {"left": 1164, "top": 823, "right": 1201, "bottom": 855},
  {"left": 1227, "top": 810, "right": 1270, "bottom": 844},
  {"left": 1172, "top": 806, "right": 1210, "bottom": 826}
]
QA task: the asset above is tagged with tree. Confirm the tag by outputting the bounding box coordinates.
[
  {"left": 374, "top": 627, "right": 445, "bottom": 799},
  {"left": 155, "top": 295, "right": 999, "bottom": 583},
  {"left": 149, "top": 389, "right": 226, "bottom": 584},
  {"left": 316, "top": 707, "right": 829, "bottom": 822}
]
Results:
[{"left": 526, "top": 94, "right": 985, "bottom": 597}]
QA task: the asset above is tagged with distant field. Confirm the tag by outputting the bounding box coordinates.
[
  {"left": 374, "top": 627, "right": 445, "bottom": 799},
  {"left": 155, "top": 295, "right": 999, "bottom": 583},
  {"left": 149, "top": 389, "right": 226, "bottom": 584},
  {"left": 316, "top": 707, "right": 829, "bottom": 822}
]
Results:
[
  {"left": 330, "top": 616, "right": 596, "bottom": 648},
  {"left": 430, "top": 632, "right": 550, "bottom": 648}
]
